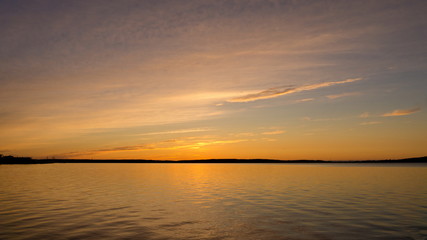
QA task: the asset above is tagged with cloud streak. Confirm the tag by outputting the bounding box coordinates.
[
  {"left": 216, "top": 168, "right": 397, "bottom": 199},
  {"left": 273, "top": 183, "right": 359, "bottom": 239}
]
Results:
[
  {"left": 58, "top": 138, "right": 247, "bottom": 158},
  {"left": 138, "top": 128, "right": 212, "bottom": 136},
  {"left": 262, "top": 130, "right": 286, "bottom": 135},
  {"left": 382, "top": 107, "right": 421, "bottom": 117},
  {"left": 295, "top": 98, "right": 315, "bottom": 103},
  {"left": 227, "top": 78, "right": 362, "bottom": 103},
  {"left": 327, "top": 92, "right": 361, "bottom": 99},
  {"left": 360, "top": 121, "right": 382, "bottom": 125},
  {"left": 359, "top": 112, "right": 370, "bottom": 118}
]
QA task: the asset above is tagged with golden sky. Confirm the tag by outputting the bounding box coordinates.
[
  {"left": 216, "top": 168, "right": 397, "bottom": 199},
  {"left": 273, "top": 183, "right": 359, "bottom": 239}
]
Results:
[{"left": 1, "top": 0, "right": 426, "bottom": 160}]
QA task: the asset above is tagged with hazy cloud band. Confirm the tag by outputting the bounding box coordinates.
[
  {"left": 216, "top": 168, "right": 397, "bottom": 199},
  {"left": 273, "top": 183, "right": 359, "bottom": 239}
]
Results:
[
  {"left": 227, "top": 78, "right": 362, "bottom": 103},
  {"left": 382, "top": 107, "right": 421, "bottom": 117}
]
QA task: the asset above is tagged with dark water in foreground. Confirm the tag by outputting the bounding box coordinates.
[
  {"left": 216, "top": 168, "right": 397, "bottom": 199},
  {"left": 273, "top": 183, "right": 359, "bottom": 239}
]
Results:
[{"left": 0, "top": 163, "right": 426, "bottom": 240}]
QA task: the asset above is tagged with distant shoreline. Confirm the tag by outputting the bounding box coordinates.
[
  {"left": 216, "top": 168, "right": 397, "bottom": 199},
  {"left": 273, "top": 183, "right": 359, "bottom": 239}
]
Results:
[{"left": 1, "top": 156, "right": 426, "bottom": 164}]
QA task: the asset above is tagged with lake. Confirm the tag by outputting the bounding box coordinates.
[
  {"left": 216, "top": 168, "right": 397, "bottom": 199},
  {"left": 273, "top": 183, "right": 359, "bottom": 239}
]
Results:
[{"left": 0, "top": 163, "right": 426, "bottom": 240}]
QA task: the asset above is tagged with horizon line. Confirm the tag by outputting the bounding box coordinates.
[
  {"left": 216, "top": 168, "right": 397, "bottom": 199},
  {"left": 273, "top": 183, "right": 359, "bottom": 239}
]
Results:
[{"left": 1, "top": 156, "right": 426, "bottom": 164}]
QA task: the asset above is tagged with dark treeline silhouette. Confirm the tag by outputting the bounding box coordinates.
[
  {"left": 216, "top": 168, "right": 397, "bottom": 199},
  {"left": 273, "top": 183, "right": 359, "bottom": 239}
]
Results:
[
  {"left": 0, "top": 154, "right": 40, "bottom": 164},
  {"left": 1, "top": 154, "right": 426, "bottom": 164}
]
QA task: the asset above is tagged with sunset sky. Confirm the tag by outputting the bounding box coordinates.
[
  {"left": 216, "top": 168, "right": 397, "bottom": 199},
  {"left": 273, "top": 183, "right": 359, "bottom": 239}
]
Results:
[{"left": 1, "top": 0, "right": 426, "bottom": 160}]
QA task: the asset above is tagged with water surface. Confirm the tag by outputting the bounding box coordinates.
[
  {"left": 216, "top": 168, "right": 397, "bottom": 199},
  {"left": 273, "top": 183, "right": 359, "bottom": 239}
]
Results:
[{"left": 0, "top": 163, "right": 426, "bottom": 239}]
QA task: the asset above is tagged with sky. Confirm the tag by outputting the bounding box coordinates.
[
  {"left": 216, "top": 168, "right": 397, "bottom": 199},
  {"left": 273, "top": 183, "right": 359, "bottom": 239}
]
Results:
[{"left": 1, "top": 0, "right": 426, "bottom": 160}]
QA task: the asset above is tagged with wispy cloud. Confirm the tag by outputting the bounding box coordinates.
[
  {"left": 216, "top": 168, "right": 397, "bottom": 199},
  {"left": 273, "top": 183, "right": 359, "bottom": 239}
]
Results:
[
  {"left": 227, "top": 78, "right": 362, "bottom": 103},
  {"left": 58, "top": 138, "right": 247, "bottom": 158},
  {"left": 262, "top": 130, "right": 286, "bottom": 135},
  {"left": 359, "top": 112, "right": 370, "bottom": 118},
  {"left": 59, "top": 145, "right": 153, "bottom": 158},
  {"left": 232, "top": 132, "right": 256, "bottom": 137},
  {"left": 327, "top": 92, "right": 361, "bottom": 99},
  {"left": 260, "top": 138, "right": 277, "bottom": 142},
  {"left": 360, "top": 121, "right": 382, "bottom": 125},
  {"left": 382, "top": 107, "right": 421, "bottom": 117},
  {"left": 301, "top": 117, "right": 343, "bottom": 122},
  {"left": 139, "top": 128, "right": 212, "bottom": 136},
  {"left": 184, "top": 140, "right": 247, "bottom": 149},
  {"left": 295, "top": 98, "right": 315, "bottom": 103}
]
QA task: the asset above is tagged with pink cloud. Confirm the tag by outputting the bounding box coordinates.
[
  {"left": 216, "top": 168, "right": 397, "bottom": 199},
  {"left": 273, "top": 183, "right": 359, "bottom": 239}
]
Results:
[
  {"left": 382, "top": 107, "right": 421, "bottom": 117},
  {"left": 227, "top": 78, "right": 362, "bottom": 103}
]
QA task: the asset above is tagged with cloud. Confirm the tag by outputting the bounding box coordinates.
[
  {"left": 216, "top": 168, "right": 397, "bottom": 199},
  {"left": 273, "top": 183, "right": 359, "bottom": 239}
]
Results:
[
  {"left": 260, "top": 138, "right": 277, "bottom": 142},
  {"left": 359, "top": 112, "right": 370, "bottom": 118},
  {"left": 327, "top": 92, "right": 361, "bottom": 99},
  {"left": 262, "top": 130, "right": 286, "bottom": 135},
  {"left": 301, "top": 117, "right": 342, "bottom": 122},
  {"left": 382, "top": 107, "right": 421, "bottom": 117},
  {"left": 232, "top": 132, "right": 256, "bottom": 137},
  {"left": 295, "top": 98, "right": 315, "bottom": 103},
  {"left": 57, "top": 138, "right": 248, "bottom": 158},
  {"left": 184, "top": 140, "right": 247, "bottom": 149},
  {"left": 360, "top": 121, "right": 382, "bottom": 125},
  {"left": 227, "top": 78, "right": 362, "bottom": 103},
  {"left": 139, "top": 128, "right": 212, "bottom": 136}
]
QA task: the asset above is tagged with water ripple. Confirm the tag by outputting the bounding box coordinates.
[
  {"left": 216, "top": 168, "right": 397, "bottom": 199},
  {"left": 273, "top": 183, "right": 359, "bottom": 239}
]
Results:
[{"left": 0, "top": 164, "right": 426, "bottom": 240}]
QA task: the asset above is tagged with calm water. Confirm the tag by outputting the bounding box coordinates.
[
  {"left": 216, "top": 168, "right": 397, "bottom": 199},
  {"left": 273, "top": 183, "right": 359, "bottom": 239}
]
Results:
[{"left": 0, "top": 163, "right": 426, "bottom": 240}]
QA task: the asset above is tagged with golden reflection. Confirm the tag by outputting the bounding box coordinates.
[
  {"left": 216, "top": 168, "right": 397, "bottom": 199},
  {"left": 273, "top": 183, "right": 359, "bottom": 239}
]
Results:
[{"left": 1, "top": 163, "right": 426, "bottom": 239}]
